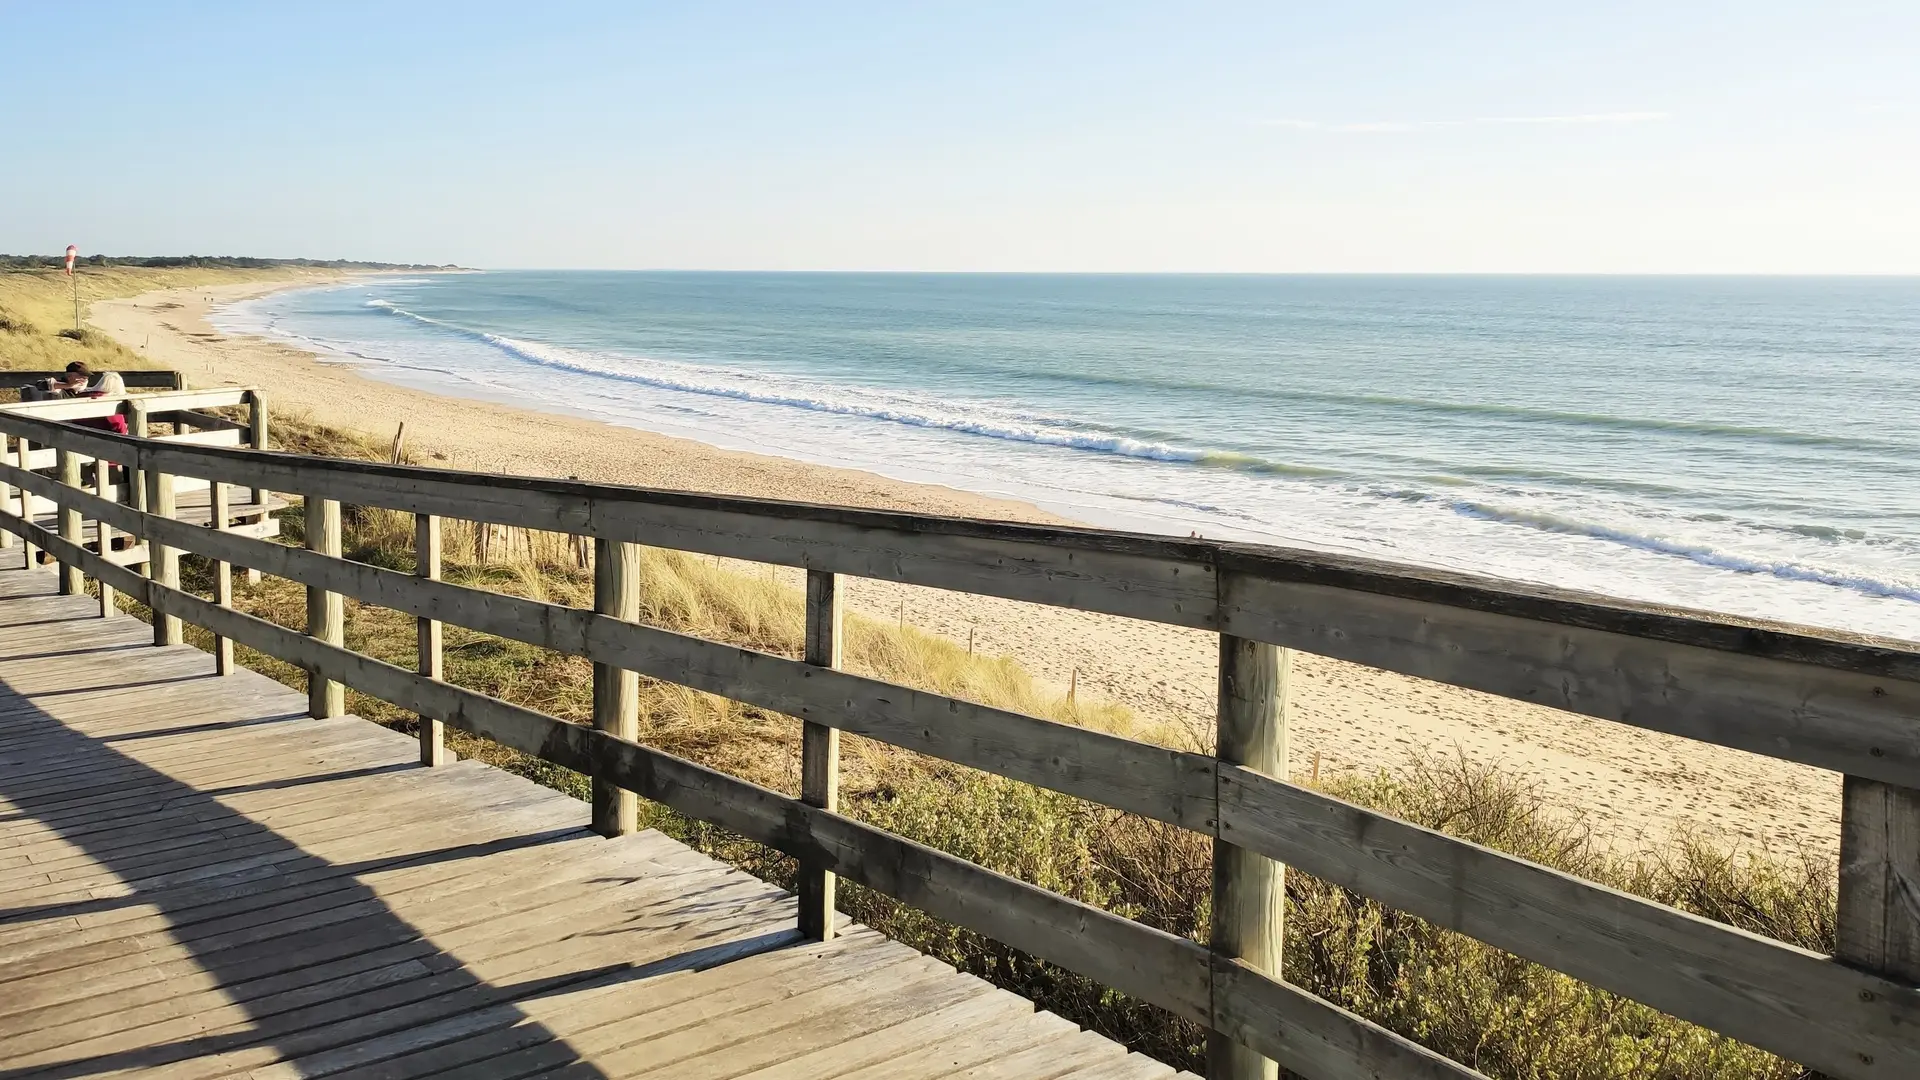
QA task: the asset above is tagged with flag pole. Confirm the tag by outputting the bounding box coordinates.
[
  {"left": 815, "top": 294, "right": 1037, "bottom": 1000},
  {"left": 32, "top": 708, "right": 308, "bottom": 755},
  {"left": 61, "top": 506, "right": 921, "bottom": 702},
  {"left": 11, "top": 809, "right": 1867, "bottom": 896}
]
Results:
[{"left": 64, "top": 244, "right": 80, "bottom": 333}]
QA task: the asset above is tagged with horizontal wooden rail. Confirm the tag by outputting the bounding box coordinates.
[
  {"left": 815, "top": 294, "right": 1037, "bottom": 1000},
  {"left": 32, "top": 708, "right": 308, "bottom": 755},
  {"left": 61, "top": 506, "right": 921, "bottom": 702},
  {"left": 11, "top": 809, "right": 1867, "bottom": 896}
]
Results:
[
  {"left": 4, "top": 369, "right": 184, "bottom": 390},
  {"left": 9, "top": 412, "right": 1915, "bottom": 785},
  {"left": 3, "top": 405, "right": 1918, "bottom": 1080},
  {"left": 0, "top": 387, "right": 253, "bottom": 424},
  {"left": 161, "top": 408, "right": 251, "bottom": 433}
]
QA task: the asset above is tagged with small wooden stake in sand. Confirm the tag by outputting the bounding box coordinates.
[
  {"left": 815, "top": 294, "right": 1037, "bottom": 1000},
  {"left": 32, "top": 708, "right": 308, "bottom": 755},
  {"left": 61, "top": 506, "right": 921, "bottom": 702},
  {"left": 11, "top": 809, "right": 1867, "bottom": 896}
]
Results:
[
  {"left": 967, "top": 624, "right": 976, "bottom": 657},
  {"left": 1311, "top": 750, "right": 1321, "bottom": 785},
  {"left": 897, "top": 598, "right": 905, "bottom": 630},
  {"left": 390, "top": 422, "right": 408, "bottom": 465},
  {"left": 1067, "top": 666, "right": 1078, "bottom": 706}
]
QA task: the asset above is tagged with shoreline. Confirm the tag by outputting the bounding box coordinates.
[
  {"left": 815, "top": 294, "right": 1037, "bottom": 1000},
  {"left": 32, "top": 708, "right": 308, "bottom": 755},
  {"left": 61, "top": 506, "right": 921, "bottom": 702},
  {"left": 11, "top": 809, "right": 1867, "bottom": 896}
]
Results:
[{"left": 89, "top": 277, "right": 1846, "bottom": 856}]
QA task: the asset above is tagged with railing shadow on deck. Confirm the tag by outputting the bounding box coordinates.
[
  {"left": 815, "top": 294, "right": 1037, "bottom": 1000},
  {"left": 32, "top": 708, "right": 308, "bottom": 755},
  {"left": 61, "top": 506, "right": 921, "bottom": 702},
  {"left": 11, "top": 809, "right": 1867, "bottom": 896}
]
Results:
[{"left": 0, "top": 570, "right": 794, "bottom": 1080}]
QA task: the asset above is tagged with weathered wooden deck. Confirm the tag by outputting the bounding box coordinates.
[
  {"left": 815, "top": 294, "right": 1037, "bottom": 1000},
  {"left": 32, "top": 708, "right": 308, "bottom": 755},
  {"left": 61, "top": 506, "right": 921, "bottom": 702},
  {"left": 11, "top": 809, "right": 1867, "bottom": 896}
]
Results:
[{"left": 0, "top": 554, "right": 1183, "bottom": 1080}]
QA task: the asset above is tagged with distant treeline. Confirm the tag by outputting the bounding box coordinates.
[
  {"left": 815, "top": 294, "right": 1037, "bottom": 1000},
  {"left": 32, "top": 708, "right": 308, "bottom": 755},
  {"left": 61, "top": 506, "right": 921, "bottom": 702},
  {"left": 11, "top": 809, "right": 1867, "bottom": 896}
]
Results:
[{"left": 0, "top": 254, "right": 460, "bottom": 271}]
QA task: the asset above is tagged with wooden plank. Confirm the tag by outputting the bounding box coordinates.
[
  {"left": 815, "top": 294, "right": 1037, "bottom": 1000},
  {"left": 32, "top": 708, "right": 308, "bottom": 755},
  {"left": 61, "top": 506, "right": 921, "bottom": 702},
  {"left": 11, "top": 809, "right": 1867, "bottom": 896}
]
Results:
[
  {"left": 1207, "top": 637, "right": 1285, "bottom": 1080},
  {"left": 827, "top": 1006, "right": 1081, "bottom": 1080},
  {"left": 1219, "top": 765, "right": 1920, "bottom": 1079},
  {"left": 54, "top": 448, "right": 82, "bottom": 595},
  {"left": 17, "top": 433, "right": 37, "bottom": 566},
  {"left": 146, "top": 466, "right": 182, "bottom": 645},
  {"left": 592, "top": 537, "right": 641, "bottom": 837},
  {"left": 159, "top": 408, "right": 251, "bottom": 433},
  {"left": 307, "top": 495, "right": 343, "bottom": 718},
  {"left": 415, "top": 512, "right": 444, "bottom": 766},
  {"left": 210, "top": 481, "right": 233, "bottom": 674},
  {"left": 245, "top": 386, "right": 270, "bottom": 518},
  {"left": 1838, "top": 776, "right": 1920, "bottom": 985},
  {"left": 124, "top": 879, "right": 794, "bottom": 1080},
  {"left": 154, "top": 428, "right": 246, "bottom": 448},
  {"left": 0, "top": 368, "right": 181, "bottom": 390},
  {"left": 0, "top": 398, "right": 125, "bottom": 422},
  {"left": 92, "top": 449, "right": 116, "bottom": 615},
  {"left": 1211, "top": 956, "right": 1483, "bottom": 1080},
  {"left": 602, "top": 960, "right": 983, "bottom": 1079},
  {"left": 0, "top": 435, "right": 13, "bottom": 552},
  {"left": 800, "top": 567, "right": 843, "bottom": 941},
  {"left": 721, "top": 987, "right": 1031, "bottom": 1080},
  {"left": 1217, "top": 569, "right": 1920, "bottom": 791}
]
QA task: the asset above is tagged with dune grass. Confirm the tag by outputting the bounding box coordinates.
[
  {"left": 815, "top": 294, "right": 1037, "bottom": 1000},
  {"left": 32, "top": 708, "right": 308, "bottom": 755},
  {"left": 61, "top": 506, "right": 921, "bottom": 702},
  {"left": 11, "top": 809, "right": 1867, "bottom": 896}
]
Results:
[
  {"left": 0, "top": 263, "right": 317, "bottom": 375},
  {"left": 115, "top": 410, "right": 1834, "bottom": 1078}
]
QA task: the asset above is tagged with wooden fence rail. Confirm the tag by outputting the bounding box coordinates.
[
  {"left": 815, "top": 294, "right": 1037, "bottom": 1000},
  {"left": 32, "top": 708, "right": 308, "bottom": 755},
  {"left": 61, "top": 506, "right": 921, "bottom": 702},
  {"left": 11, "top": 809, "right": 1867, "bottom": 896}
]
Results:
[{"left": 1, "top": 400, "right": 1916, "bottom": 1080}]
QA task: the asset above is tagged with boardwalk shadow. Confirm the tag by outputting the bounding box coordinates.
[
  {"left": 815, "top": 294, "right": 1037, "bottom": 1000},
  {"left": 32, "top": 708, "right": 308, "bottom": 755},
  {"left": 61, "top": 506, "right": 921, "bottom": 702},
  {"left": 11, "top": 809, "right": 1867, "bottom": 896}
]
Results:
[{"left": 0, "top": 564, "right": 787, "bottom": 1079}]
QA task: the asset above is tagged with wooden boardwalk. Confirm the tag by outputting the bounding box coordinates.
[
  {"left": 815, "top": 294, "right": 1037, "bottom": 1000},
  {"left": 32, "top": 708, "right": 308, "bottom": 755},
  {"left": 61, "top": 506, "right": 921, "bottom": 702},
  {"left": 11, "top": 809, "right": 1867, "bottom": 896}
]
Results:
[{"left": 0, "top": 554, "right": 1186, "bottom": 1080}]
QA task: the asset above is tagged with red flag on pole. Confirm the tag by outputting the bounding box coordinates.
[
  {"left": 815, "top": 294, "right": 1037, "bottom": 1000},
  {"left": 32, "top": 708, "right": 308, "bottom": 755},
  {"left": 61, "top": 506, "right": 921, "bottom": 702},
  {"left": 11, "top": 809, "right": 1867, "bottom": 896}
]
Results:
[{"left": 64, "top": 245, "right": 78, "bottom": 275}]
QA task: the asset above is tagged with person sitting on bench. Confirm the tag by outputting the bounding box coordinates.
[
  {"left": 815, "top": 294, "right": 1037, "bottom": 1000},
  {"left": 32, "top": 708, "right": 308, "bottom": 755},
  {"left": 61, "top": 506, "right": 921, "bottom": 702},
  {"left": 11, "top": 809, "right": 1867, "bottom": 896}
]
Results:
[
  {"left": 71, "top": 370, "right": 130, "bottom": 435},
  {"left": 19, "top": 362, "right": 94, "bottom": 401}
]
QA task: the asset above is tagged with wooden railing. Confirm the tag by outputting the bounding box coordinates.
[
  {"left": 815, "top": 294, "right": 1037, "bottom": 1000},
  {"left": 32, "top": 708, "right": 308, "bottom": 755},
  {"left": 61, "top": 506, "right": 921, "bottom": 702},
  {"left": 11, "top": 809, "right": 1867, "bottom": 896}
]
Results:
[
  {"left": 4, "top": 368, "right": 187, "bottom": 392},
  {"left": 0, "top": 402, "right": 1916, "bottom": 1080}
]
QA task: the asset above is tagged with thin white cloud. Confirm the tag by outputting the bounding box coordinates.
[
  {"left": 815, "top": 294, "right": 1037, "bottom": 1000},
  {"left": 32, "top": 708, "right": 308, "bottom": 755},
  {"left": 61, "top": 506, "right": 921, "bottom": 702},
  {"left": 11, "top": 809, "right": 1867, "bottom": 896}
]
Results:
[{"left": 1263, "top": 111, "right": 1668, "bottom": 133}]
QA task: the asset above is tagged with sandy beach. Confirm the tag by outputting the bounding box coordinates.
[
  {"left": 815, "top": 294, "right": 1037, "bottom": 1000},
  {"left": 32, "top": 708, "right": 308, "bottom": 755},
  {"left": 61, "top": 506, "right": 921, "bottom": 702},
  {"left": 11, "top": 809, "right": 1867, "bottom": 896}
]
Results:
[{"left": 89, "top": 278, "right": 1844, "bottom": 857}]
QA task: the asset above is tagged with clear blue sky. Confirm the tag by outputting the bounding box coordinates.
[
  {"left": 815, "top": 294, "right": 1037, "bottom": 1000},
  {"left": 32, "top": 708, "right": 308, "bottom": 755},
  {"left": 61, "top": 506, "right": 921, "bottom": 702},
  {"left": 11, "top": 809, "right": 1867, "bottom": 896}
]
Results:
[{"left": 6, "top": 2, "right": 1917, "bottom": 272}]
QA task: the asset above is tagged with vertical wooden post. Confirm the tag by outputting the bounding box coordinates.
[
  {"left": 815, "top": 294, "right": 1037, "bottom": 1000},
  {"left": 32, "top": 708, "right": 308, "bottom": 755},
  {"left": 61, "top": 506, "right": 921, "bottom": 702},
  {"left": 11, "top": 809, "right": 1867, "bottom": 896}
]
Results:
[
  {"left": 591, "top": 536, "right": 641, "bottom": 836},
  {"left": 306, "top": 496, "right": 343, "bottom": 718},
  {"left": 1208, "top": 636, "right": 1289, "bottom": 1080},
  {"left": 0, "top": 435, "right": 14, "bottom": 552},
  {"left": 417, "top": 513, "right": 446, "bottom": 766},
  {"left": 55, "top": 449, "right": 82, "bottom": 595},
  {"left": 146, "top": 467, "right": 181, "bottom": 647},
  {"left": 245, "top": 389, "right": 270, "bottom": 504},
  {"left": 244, "top": 390, "right": 268, "bottom": 585},
  {"left": 92, "top": 451, "right": 114, "bottom": 616},
  {"left": 17, "top": 435, "right": 37, "bottom": 569},
  {"left": 127, "top": 402, "right": 148, "bottom": 513},
  {"left": 210, "top": 482, "right": 234, "bottom": 675},
  {"left": 799, "top": 568, "right": 844, "bottom": 940},
  {"left": 1837, "top": 778, "right": 1920, "bottom": 988}
]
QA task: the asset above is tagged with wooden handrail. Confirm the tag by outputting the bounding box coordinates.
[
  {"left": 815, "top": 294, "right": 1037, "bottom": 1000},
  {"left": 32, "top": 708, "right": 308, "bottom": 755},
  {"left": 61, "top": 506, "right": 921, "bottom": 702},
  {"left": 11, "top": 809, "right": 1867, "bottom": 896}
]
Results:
[
  {"left": 1, "top": 406, "right": 1916, "bottom": 1080},
  {"left": 3, "top": 368, "right": 184, "bottom": 390}
]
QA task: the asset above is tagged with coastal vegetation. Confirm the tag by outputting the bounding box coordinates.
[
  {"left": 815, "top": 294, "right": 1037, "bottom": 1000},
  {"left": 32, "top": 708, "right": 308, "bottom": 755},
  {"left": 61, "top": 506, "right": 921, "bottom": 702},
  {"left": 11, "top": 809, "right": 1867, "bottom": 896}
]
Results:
[{"left": 0, "top": 260, "right": 321, "bottom": 375}]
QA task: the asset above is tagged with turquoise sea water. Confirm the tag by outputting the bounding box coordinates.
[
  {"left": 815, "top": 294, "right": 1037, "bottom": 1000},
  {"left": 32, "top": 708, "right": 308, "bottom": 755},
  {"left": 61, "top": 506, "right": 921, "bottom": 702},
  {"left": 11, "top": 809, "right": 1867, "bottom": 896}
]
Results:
[{"left": 216, "top": 273, "right": 1920, "bottom": 641}]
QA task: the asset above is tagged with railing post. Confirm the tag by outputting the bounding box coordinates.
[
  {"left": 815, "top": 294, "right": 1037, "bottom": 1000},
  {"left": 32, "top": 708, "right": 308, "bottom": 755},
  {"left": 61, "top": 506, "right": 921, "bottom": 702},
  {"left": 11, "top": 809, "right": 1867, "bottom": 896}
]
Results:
[
  {"left": 417, "top": 512, "right": 446, "bottom": 766},
  {"left": 55, "top": 449, "right": 83, "bottom": 595},
  {"left": 1208, "top": 635, "right": 1289, "bottom": 1080},
  {"left": 1837, "top": 779, "right": 1920, "bottom": 989},
  {"left": 799, "top": 568, "right": 844, "bottom": 940},
  {"left": 591, "top": 537, "right": 641, "bottom": 836},
  {"left": 306, "top": 496, "right": 343, "bottom": 718},
  {"left": 127, "top": 401, "right": 148, "bottom": 512},
  {"left": 17, "top": 435, "right": 37, "bottom": 569},
  {"left": 93, "top": 451, "right": 115, "bottom": 617},
  {"left": 145, "top": 466, "right": 182, "bottom": 647},
  {"left": 0, "top": 435, "right": 13, "bottom": 552},
  {"left": 244, "top": 389, "right": 268, "bottom": 584},
  {"left": 210, "top": 481, "right": 234, "bottom": 675}
]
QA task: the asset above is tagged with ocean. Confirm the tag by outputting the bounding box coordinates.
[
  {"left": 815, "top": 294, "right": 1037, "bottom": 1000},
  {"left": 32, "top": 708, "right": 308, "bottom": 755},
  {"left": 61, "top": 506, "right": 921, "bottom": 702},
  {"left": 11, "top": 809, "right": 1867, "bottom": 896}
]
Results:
[{"left": 214, "top": 272, "right": 1920, "bottom": 642}]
